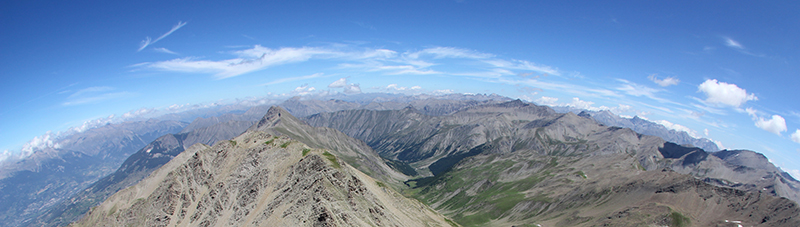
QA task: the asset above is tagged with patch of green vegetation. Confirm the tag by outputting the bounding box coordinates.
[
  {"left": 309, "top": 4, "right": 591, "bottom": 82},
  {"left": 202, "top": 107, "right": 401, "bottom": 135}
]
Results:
[
  {"left": 407, "top": 157, "right": 553, "bottom": 227},
  {"left": 228, "top": 140, "right": 237, "bottom": 146},
  {"left": 375, "top": 181, "right": 386, "bottom": 188},
  {"left": 280, "top": 141, "right": 291, "bottom": 148},
  {"left": 575, "top": 171, "right": 587, "bottom": 179},
  {"left": 302, "top": 148, "right": 311, "bottom": 156},
  {"left": 444, "top": 218, "right": 460, "bottom": 227},
  {"left": 108, "top": 204, "right": 118, "bottom": 216},
  {"left": 636, "top": 163, "right": 646, "bottom": 171},
  {"left": 670, "top": 211, "right": 690, "bottom": 227},
  {"left": 264, "top": 139, "right": 275, "bottom": 145},
  {"left": 548, "top": 157, "right": 558, "bottom": 167},
  {"left": 322, "top": 151, "right": 340, "bottom": 168}
]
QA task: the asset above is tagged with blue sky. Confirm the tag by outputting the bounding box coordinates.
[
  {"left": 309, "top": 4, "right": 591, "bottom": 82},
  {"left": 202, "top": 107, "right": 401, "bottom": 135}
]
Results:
[{"left": 2, "top": 1, "right": 800, "bottom": 175}]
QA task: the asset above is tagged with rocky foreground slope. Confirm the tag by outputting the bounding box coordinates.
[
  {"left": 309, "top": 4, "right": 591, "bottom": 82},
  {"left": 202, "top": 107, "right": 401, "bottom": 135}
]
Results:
[{"left": 71, "top": 131, "right": 454, "bottom": 227}]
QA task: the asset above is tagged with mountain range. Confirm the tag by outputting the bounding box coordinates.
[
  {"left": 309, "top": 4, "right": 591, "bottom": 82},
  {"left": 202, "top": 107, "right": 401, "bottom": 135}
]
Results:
[{"left": 2, "top": 94, "right": 799, "bottom": 226}]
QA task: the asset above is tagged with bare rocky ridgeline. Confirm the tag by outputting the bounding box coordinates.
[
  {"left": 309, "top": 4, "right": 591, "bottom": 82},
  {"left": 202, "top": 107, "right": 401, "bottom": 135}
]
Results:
[{"left": 71, "top": 131, "right": 453, "bottom": 227}]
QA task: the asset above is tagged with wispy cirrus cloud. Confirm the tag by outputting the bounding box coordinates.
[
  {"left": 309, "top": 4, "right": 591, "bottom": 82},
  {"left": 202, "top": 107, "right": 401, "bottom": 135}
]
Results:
[
  {"left": 137, "top": 44, "right": 561, "bottom": 83},
  {"left": 724, "top": 37, "right": 744, "bottom": 49},
  {"left": 262, "top": 73, "right": 326, "bottom": 86},
  {"left": 482, "top": 59, "right": 560, "bottom": 76},
  {"left": 63, "top": 86, "right": 134, "bottom": 106},
  {"left": 153, "top": 47, "right": 179, "bottom": 55},
  {"left": 721, "top": 36, "right": 765, "bottom": 57},
  {"left": 143, "top": 46, "right": 338, "bottom": 79},
  {"left": 616, "top": 79, "right": 685, "bottom": 106},
  {"left": 405, "top": 47, "right": 494, "bottom": 59},
  {"left": 138, "top": 21, "right": 187, "bottom": 52}
]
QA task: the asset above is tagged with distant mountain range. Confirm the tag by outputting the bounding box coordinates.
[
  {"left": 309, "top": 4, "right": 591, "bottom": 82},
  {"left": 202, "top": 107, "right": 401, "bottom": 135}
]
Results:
[{"left": 2, "top": 93, "right": 799, "bottom": 226}]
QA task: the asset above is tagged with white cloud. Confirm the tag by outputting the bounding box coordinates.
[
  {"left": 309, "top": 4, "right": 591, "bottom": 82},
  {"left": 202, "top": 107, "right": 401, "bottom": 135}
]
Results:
[
  {"left": 68, "top": 115, "right": 116, "bottom": 134},
  {"left": 325, "top": 77, "right": 361, "bottom": 94},
  {"left": 122, "top": 108, "right": 155, "bottom": 119},
  {"left": 406, "top": 47, "right": 494, "bottom": 59},
  {"left": 704, "top": 128, "right": 709, "bottom": 136},
  {"left": 712, "top": 139, "right": 726, "bottom": 150},
  {"left": 328, "top": 77, "right": 348, "bottom": 88},
  {"left": 566, "top": 97, "right": 598, "bottom": 110},
  {"left": 291, "top": 85, "right": 318, "bottom": 96},
  {"left": 385, "top": 84, "right": 422, "bottom": 91},
  {"left": 344, "top": 83, "right": 361, "bottom": 94},
  {"left": 20, "top": 131, "right": 58, "bottom": 156},
  {"left": 153, "top": 47, "right": 179, "bottom": 55},
  {"left": 754, "top": 115, "right": 787, "bottom": 135},
  {"left": 535, "top": 96, "right": 559, "bottom": 106},
  {"left": 0, "top": 150, "right": 10, "bottom": 163},
  {"left": 144, "top": 46, "right": 339, "bottom": 79},
  {"left": 167, "top": 103, "right": 190, "bottom": 112},
  {"left": 262, "top": 73, "right": 325, "bottom": 86},
  {"left": 535, "top": 96, "right": 632, "bottom": 114},
  {"left": 698, "top": 79, "right": 757, "bottom": 107},
  {"left": 431, "top": 89, "right": 454, "bottom": 95},
  {"left": 654, "top": 120, "right": 700, "bottom": 138},
  {"left": 746, "top": 108, "right": 788, "bottom": 135},
  {"left": 139, "top": 21, "right": 187, "bottom": 51},
  {"left": 364, "top": 64, "right": 440, "bottom": 75},
  {"left": 745, "top": 107, "right": 758, "bottom": 116},
  {"left": 791, "top": 129, "right": 800, "bottom": 143},
  {"left": 647, "top": 74, "right": 679, "bottom": 87},
  {"left": 483, "top": 59, "right": 559, "bottom": 76},
  {"left": 616, "top": 80, "right": 662, "bottom": 99},
  {"left": 724, "top": 37, "right": 744, "bottom": 49}
]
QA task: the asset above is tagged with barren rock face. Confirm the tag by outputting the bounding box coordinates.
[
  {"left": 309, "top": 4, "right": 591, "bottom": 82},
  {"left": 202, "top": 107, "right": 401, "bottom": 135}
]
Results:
[{"left": 71, "top": 131, "right": 453, "bottom": 227}]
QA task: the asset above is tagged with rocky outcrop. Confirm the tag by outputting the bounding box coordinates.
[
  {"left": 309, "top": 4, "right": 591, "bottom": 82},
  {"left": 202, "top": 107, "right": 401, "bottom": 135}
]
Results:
[{"left": 71, "top": 131, "right": 454, "bottom": 227}]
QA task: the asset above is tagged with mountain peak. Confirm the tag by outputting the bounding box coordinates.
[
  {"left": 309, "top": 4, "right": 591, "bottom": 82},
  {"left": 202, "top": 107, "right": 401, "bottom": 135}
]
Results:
[{"left": 248, "top": 106, "right": 301, "bottom": 131}]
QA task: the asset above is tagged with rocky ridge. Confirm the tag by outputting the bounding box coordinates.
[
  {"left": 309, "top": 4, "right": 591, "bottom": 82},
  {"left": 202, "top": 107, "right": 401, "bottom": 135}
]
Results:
[{"left": 71, "top": 131, "right": 454, "bottom": 227}]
